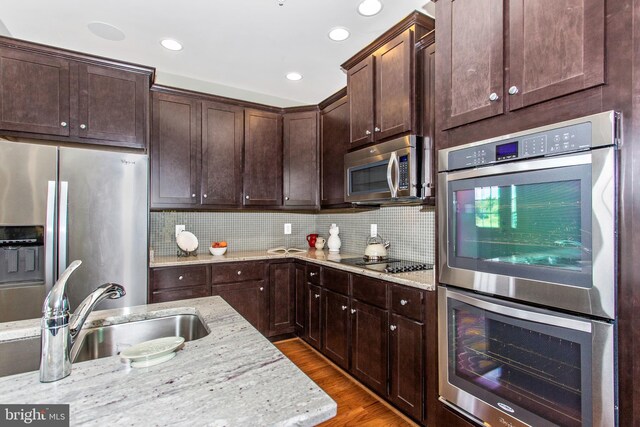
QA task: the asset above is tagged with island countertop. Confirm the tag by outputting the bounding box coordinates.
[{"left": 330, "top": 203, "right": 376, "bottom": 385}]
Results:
[{"left": 0, "top": 297, "right": 337, "bottom": 426}]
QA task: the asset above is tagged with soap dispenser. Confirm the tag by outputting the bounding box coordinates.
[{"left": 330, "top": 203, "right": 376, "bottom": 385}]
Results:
[{"left": 327, "top": 223, "right": 341, "bottom": 253}]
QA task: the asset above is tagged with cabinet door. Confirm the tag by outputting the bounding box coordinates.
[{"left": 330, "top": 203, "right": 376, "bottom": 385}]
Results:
[
  {"left": 0, "top": 48, "right": 70, "bottom": 136},
  {"left": 374, "top": 29, "right": 413, "bottom": 141},
  {"left": 294, "top": 264, "right": 306, "bottom": 335},
  {"left": 283, "top": 111, "right": 318, "bottom": 207},
  {"left": 438, "top": 0, "right": 504, "bottom": 129},
  {"left": 212, "top": 280, "right": 268, "bottom": 334},
  {"left": 307, "top": 283, "right": 322, "bottom": 350},
  {"left": 243, "top": 109, "right": 282, "bottom": 206},
  {"left": 269, "top": 263, "right": 295, "bottom": 336},
  {"left": 351, "top": 299, "right": 389, "bottom": 395},
  {"left": 201, "top": 101, "right": 243, "bottom": 206},
  {"left": 150, "top": 285, "right": 210, "bottom": 304},
  {"left": 150, "top": 93, "right": 199, "bottom": 207},
  {"left": 322, "top": 289, "right": 350, "bottom": 370},
  {"left": 390, "top": 314, "right": 424, "bottom": 421},
  {"left": 508, "top": 0, "right": 605, "bottom": 110},
  {"left": 76, "top": 64, "right": 147, "bottom": 148},
  {"left": 347, "top": 56, "right": 375, "bottom": 147},
  {"left": 320, "top": 95, "right": 349, "bottom": 207}
]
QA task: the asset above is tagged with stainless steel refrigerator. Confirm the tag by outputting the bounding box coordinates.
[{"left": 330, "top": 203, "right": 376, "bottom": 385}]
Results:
[{"left": 0, "top": 138, "right": 148, "bottom": 322}]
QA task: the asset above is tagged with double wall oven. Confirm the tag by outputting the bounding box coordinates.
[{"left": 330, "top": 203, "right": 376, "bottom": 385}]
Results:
[{"left": 437, "top": 111, "right": 619, "bottom": 427}]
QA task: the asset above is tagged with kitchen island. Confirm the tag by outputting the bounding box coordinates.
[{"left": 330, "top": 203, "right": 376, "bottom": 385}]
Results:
[{"left": 0, "top": 297, "right": 337, "bottom": 426}]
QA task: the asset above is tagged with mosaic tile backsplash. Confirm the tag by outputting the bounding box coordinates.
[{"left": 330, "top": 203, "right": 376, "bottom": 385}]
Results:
[{"left": 150, "top": 206, "right": 435, "bottom": 263}]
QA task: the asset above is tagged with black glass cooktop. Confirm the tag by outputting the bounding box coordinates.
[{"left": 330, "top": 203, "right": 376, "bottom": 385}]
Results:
[{"left": 337, "top": 257, "right": 434, "bottom": 274}]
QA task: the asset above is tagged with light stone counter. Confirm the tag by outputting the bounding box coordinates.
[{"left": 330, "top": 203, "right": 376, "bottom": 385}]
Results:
[
  {"left": 0, "top": 297, "right": 337, "bottom": 426},
  {"left": 151, "top": 249, "right": 436, "bottom": 291}
]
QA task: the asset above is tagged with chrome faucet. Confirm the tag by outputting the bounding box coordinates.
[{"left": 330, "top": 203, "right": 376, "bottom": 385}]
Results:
[{"left": 39, "top": 260, "right": 126, "bottom": 382}]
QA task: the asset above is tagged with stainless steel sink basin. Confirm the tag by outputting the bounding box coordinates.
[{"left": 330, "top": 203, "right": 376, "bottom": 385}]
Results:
[
  {"left": 0, "top": 314, "right": 210, "bottom": 377},
  {"left": 72, "top": 314, "right": 210, "bottom": 362}
]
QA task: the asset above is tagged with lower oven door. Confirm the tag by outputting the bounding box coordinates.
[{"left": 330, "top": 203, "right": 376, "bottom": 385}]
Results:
[{"left": 438, "top": 286, "right": 616, "bottom": 427}]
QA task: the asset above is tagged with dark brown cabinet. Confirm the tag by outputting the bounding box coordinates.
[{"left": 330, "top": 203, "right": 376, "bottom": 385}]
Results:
[
  {"left": 347, "top": 56, "right": 375, "bottom": 147},
  {"left": 437, "top": 0, "right": 605, "bottom": 130},
  {"left": 294, "top": 263, "right": 306, "bottom": 335},
  {"left": 243, "top": 109, "right": 283, "bottom": 207},
  {"left": 150, "top": 92, "right": 199, "bottom": 207},
  {"left": 320, "top": 91, "right": 349, "bottom": 207},
  {"left": 212, "top": 280, "right": 268, "bottom": 334},
  {"left": 307, "top": 283, "right": 322, "bottom": 350},
  {"left": 351, "top": 299, "right": 389, "bottom": 396},
  {"left": 268, "top": 262, "right": 295, "bottom": 336},
  {"left": 0, "top": 39, "right": 151, "bottom": 148},
  {"left": 322, "top": 289, "right": 350, "bottom": 370},
  {"left": 283, "top": 110, "right": 318, "bottom": 207},
  {"left": 149, "top": 265, "right": 211, "bottom": 303}
]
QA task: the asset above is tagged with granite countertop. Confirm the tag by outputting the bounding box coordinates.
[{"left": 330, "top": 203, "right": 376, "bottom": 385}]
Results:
[
  {"left": 0, "top": 297, "right": 337, "bottom": 426},
  {"left": 151, "top": 249, "right": 436, "bottom": 291}
]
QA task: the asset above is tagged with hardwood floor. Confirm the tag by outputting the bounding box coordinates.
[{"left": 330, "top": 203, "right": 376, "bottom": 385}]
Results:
[{"left": 274, "top": 338, "right": 417, "bottom": 427}]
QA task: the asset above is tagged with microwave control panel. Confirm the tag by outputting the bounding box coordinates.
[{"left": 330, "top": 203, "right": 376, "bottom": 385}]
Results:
[
  {"left": 398, "top": 155, "right": 409, "bottom": 190},
  {"left": 447, "top": 121, "right": 592, "bottom": 171}
]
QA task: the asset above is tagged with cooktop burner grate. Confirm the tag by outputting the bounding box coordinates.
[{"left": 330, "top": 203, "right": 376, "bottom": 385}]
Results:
[{"left": 337, "top": 257, "right": 433, "bottom": 274}]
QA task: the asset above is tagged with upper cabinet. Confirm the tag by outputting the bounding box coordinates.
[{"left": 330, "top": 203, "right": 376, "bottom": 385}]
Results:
[
  {"left": 0, "top": 37, "right": 153, "bottom": 149},
  {"left": 437, "top": 0, "right": 605, "bottom": 130},
  {"left": 342, "top": 12, "right": 435, "bottom": 149},
  {"left": 243, "top": 109, "right": 283, "bottom": 207},
  {"left": 320, "top": 90, "right": 349, "bottom": 208},
  {"left": 283, "top": 109, "right": 318, "bottom": 208}
]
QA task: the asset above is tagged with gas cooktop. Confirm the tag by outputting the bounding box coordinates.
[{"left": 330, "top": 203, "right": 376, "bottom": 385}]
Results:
[{"left": 337, "top": 257, "right": 434, "bottom": 274}]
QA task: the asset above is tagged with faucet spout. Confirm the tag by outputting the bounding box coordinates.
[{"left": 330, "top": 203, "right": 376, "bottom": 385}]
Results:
[{"left": 69, "top": 283, "right": 126, "bottom": 341}]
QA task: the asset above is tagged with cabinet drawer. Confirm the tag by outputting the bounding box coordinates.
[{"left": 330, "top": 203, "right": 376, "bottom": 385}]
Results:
[
  {"left": 151, "top": 266, "right": 209, "bottom": 291},
  {"left": 352, "top": 275, "right": 388, "bottom": 308},
  {"left": 211, "top": 262, "right": 265, "bottom": 284},
  {"left": 307, "top": 264, "right": 321, "bottom": 285},
  {"left": 322, "top": 267, "right": 349, "bottom": 295},
  {"left": 390, "top": 284, "right": 424, "bottom": 322},
  {"left": 151, "top": 285, "right": 210, "bottom": 303}
]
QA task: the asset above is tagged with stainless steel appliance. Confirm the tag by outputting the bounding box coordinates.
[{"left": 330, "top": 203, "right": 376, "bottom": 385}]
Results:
[
  {"left": 438, "top": 111, "right": 619, "bottom": 319},
  {"left": 0, "top": 139, "right": 148, "bottom": 322},
  {"left": 438, "top": 286, "right": 616, "bottom": 427},
  {"left": 344, "top": 135, "right": 430, "bottom": 204},
  {"left": 336, "top": 257, "right": 433, "bottom": 274}
]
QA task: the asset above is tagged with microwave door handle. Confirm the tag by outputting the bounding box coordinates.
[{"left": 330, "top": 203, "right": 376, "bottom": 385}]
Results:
[{"left": 387, "top": 152, "right": 398, "bottom": 198}]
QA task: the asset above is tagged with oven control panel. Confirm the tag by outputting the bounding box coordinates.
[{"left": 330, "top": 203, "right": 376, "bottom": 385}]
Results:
[
  {"left": 398, "top": 154, "right": 409, "bottom": 190},
  {"left": 447, "top": 121, "right": 592, "bottom": 170}
]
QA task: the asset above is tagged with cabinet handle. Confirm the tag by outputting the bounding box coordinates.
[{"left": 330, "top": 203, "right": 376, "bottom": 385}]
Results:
[
  {"left": 350, "top": 309, "right": 356, "bottom": 314},
  {"left": 192, "top": 194, "right": 196, "bottom": 198},
  {"left": 508, "top": 86, "right": 519, "bottom": 95},
  {"left": 489, "top": 92, "right": 499, "bottom": 102},
  {"left": 341, "top": 305, "right": 347, "bottom": 310},
  {"left": 203, "top": 194, "right": 208, "bottom": 198},
  {"left": 259, "top": 287, "right": 264, "bottom": 291},
  {"left": 285, "top": 196, "right": 289, "bottom": 201},
  {"left": 80, "top": 124, "right": 87, "bottom": 130},
  {"left": 400, "top": 299, "right": 408, "bottom": 306},
  {"left": 390, "top": 325, "right": 397, "bottom": 331},
  {"left": 237, "top": 270, "right": 242, "bottom": 275},
  {"left": 309, "top": 272, "right": 318, "bottom": 277},
  {"left": 60, "top": 121, "right": 68, "bottom": 127},
  {"left": 178, "top": 275, "right": 184, "bottom": 280},
  {"left": 315, "top": 293, "right": 320, "bottom": 299},
  {"left": 374, "top": 127, "right": 380, "bottom": 132},
  {"left": 245, "top": 195, "right": 250, "bottom": 200},
  {"left": 365, "top": 130, "right": 371, "bottom": 135}
]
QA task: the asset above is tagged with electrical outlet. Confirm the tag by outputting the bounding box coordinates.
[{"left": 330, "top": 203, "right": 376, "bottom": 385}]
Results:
[
  {"left": 175, "top": 225, "right": 185, "bottom": 239},
  {"left": 370, "top": 224, "right": 377, "bottom": 237},
  {"left": 284, "top": 223, "right": 292, "bottom": 235}
]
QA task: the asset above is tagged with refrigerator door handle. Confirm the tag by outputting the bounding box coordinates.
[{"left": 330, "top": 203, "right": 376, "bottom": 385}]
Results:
[
  {"left": 45, "top": 180, "right": 56, "bottom": 291},
  {"left": 58, "top": 181, "right": 69, "bottom": 276}
]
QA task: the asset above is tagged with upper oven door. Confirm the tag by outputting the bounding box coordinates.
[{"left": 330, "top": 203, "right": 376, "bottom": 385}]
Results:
[{"left": 438, "top": 147, "right": 616, "bottom": 319}]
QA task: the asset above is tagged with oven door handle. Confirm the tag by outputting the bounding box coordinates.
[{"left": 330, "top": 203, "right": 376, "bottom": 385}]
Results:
[
  {"left": 446, "top": 151, "right": 592, "bottom": 181},
  {"left": 445, "top": 287, "right": 592, "bottom": 333},
  {"left": 387, "top": 152, "right": 399, "bottom": 198}
]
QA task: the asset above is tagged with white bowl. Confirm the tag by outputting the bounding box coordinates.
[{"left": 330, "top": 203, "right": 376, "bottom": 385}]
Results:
[{"left": 209, "top": 247, "right": 227, "bottom": 256}]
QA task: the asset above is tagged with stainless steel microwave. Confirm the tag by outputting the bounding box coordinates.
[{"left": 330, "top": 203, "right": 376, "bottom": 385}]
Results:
[{"left": 344, "top": 135, "right": 428, "bottom": 204}]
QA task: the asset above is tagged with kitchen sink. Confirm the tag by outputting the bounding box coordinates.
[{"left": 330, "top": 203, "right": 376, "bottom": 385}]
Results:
[{"left": 0, "top": 314, "right": 210, "bottom": 377}]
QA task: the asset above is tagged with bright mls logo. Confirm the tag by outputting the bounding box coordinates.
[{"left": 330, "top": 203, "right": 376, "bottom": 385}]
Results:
[{"left": 1, "top": 405, "right": 69, "bottom": 426}]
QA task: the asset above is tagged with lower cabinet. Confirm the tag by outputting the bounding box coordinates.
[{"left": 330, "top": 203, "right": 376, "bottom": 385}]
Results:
[
  {"left": 351, "top": 299, "right": 389, "bottom": 396},
  {"left": 268, "top": 262, "right": 295, "bottom": 336},
  {"left": 322, "top": 289, "right": 350, "bottom": 370},
  {"left": 390, "top": 313, "right": 424, "bottom": 421},
  {"left": 307, "top": 283, "right": 322, "bottom": 349},
  {"left": 294, "top": 263, "right": 306, "bottom": 335},
  {"left": 149, "top": 265, "right": 211, "bottom": 303},
  {"left": 212, "top": 280, "right": 268, "bottom": 335}
]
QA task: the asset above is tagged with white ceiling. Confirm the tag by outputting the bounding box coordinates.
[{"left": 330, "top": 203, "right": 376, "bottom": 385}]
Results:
[{"left": 0, "top": 1, "right": 433, "bottom": 107}]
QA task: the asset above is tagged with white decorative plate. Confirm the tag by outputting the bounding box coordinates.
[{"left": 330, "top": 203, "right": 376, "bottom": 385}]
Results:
[
  {"left": 176, "top": 231, "right": 198, "bottom": 252},
  {"left": 120, "top": 336, "right": 185, "bottom": 363}
]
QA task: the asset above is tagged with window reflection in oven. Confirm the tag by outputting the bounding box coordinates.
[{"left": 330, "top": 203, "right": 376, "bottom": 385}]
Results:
[{"left": 449, "top": 299, "right": 592, "bottom": 427}]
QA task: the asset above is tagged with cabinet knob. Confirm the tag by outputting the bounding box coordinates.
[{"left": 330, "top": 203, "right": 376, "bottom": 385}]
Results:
[
  {"left": 350, "top": 309, "right": 356, "bottom": 314},
  {"left": 400, "top": 299, "right": 408, "bottom": 306},
  {"left": 489, "top": 92, "right": 499, "bottom": 102},
  {"left": 315, "top": 293, "right": 320, "bottom": 299},
  {"left": 390, "top": 325, "right": 397, "bottom": 331},
  {"left": 80, "top": 124, "right": 87, "bottom": 130},
  {"left": 237, "top": 270, "right": 242, "bottom": 275},
  {"left": 508, "top": 86, "right": 519, "bottom": 95},
  {"left": 178, "top": 275, "right": 183, "bottom": 280},
  {"left": 203, "top": 194, "right": 208, "bottom": 198},
  {"left": 365, "top": 130, "right": 371, "bottom": 135},
  {"left": 259, "top": 287, "right": 264, "bottom": 291},
  {"left": 192, "top": 194, "right": 196, "bottom": 198},
  {"left": 374, "top": 127, "right": 381, "bottom": 132},
  {"left": 285, "top": 196, "right": 289, "bottom": 201},
  {"left": 309, "top": 272, "right": 318, "bottom": 277},
  {"left": 341, "top": 305, "right": 347, "bottom": 310},
  {"left": 60, "top": 121, "right": 68, "bottom": 127},
  {"left": 245, "top": 195, "right": 250, "bottom": 200}
]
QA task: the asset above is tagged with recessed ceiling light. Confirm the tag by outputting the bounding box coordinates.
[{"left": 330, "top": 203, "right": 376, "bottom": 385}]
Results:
[
  {"left": 87, "top": 22, "right": 125, "bottom": 41},
  {"left": 358, "top": 0, "right": 383, "bottom": 16},
  {"left": 160, "top": 39, "right": 183, "bottom": 51},
  {"left": 328, "top": 27, "right": 350, "bottom": 42},
  {"left": 286, "top": 72, "right": 303, "bottom": 81}
]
